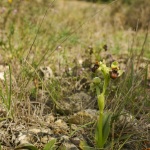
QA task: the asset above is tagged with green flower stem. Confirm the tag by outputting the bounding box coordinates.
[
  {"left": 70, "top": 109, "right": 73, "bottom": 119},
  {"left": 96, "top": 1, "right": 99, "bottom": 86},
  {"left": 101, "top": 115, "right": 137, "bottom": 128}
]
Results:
[
  {"left": 97, "top": 93, "right": 105, "bottom": 148},
  {"left": 95, "top": 84, "right": 104, "bottom": 148},
  {"left": 102, "top": 75, "right": 110, "bottom": 95},
  {"left": 98, "top": 112, "right": 103, "bottom": 148}
]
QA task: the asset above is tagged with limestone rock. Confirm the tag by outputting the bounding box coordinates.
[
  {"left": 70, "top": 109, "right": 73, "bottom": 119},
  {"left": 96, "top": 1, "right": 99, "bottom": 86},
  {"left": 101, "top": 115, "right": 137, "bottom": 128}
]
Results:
[
  {"left": 68, "top": 109, "right": 98, "bottom": 125},
  {"left": 58, "top": 136, "right": 79, "bottom": 150},
  {"left": 56, "top": 92, "right": 92, "bottom": 115},
  {"left": 38, "top": 66, "right": 54, "bottom": 80}
]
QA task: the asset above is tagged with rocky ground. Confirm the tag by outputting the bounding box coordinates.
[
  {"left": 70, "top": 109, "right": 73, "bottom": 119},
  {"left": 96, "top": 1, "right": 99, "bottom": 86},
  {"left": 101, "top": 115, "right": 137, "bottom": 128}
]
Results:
[
  {"left": 0, "top": 0, "right": 150, "bottom": 149},
  {"left": 0, "top": 51, "right": 150, "bottom": 150}
]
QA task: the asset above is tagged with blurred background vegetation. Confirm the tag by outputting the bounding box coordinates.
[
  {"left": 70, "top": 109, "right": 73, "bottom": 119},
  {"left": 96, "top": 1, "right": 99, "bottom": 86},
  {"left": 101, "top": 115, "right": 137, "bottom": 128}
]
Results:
[{"left": 79, "top": 0, "right": 150, "bottom": 30}]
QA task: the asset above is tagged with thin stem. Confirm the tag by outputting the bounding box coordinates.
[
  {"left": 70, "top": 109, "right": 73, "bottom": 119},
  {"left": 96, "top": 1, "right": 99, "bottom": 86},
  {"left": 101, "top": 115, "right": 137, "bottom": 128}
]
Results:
[{"left": 8, "top": 65, "right": 12, "bottom": 111}]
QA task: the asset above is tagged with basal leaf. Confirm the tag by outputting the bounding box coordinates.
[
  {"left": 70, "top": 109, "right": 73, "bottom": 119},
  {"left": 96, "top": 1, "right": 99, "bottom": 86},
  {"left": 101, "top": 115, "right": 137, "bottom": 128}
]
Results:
[
  {"left": 102, "top": 112, "right": 112, "bottom": 145},
  {"left": 14, "top": 143, "right": 38, "bottom": 150},
  {"left": 43, "top": 139, "right": 56, "bottom": 150},
  {"left": 79, "top": 141, "right": 94, "bottom": 150}
]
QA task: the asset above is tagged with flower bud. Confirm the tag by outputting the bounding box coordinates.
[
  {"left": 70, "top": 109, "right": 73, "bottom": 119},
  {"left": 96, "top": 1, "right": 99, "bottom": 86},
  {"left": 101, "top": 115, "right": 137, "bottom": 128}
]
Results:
[
  {"left": 93, "top": 77, "right": 101, "bottom": 85},
  {"left": 98, "top": 94, "right": 105, "bottom": 113}
]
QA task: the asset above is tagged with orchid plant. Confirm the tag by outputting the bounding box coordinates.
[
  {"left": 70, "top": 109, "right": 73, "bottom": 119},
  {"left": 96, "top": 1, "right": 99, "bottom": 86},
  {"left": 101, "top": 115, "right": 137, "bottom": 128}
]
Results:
[{"left": 91, "top": 60, "right": 123, "bottom": 149}]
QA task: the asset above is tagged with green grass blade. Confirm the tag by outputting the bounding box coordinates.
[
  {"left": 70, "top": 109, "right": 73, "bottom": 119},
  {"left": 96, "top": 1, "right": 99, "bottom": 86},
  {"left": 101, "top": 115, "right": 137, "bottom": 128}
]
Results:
[
  {"left": 14, "top": 143, "right": 38, "bottom": 150},
  {"left": 43, "top": 139, "right": 56, "bottom": 150},
  {"left": 118, "top": 135, "right": 131, "bottom": 150},
  {"left": 8, "top": 65, "right": 12, "bottom": 110}
]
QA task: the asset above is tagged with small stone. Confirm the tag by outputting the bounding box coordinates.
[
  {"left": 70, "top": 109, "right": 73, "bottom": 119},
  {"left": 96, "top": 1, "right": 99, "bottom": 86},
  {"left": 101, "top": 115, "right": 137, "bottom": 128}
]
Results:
[
  {"left": 45, "top": 114, "right": 55, "bottom": 123},
  {"left": 40, "top": 136, "right": 48, "bottom": 144},
  {"left": 58, "top": 136, "right": 79, "bottom": 150},
  {"left": 55, "top": 119, "right": 69, "bottom": 130},
  {"left": 39, "top": 66, "right": 54, "bottom": 80},
  {"left": 17, "top": 132, "right": 29, "bottom": 144},
  {"left": 118, "top": 111, "right": 138, "bottom": 129},
  {"left": 28, "top": 128, "right": 41, "bottom": 134},
  {"left": 56, "top": 92, "right": 92, "bottom": 115},
  {"left": 69, "top": 137, "right": 80, "bottom": 147},
  {"left": 0, "top": 72, "right": 4, "bottom": 80},
  {"left": 68, "top": 109, "right": 98, "bottom": 125},
  {"left": 0, "top": 65, "right": 9, "bottom": 81},
  {"left": 59, "top": 143, "right": 78, "bottom": 150},
  {"left": 0, "top": 104, "right": 7, "bottom": 117},
  {"left": 70, "top": 124, "right": 78, "bottom": 131}
]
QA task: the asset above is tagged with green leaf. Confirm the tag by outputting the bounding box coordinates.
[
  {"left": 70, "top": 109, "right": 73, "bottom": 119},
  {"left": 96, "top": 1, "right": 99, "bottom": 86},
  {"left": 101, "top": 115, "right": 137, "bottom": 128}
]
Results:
[
  {"left": 102, "top": 112, "right": 112, "bottom": 145},
  {"left": 14, "top": 143, "right": 38, "bottom": 150},
  {"left": 43, "top": 139, "right": 56, "bottom": 150},
  {"left": 79, "top": 141, "right": 95, "bottom": 150},
  {"left": 95, "top": 113, "right": 104, "bottom": 148}
]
